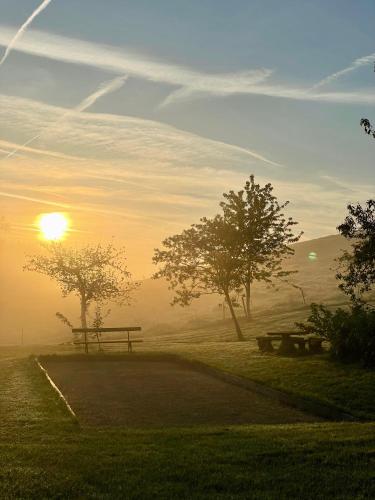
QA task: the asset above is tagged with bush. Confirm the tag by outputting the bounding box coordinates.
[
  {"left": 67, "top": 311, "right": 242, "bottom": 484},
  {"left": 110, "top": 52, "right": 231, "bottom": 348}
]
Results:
[{"left": 297, "top": 303, "right": 375, "bottom": 367}]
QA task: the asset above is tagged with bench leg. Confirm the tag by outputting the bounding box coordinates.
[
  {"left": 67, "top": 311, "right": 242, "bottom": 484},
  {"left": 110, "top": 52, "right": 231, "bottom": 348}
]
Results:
[
  {"left": 309, "top": 340, "right": 323, "bottom": 354},
  {"left": 278, "top": 338, "right": 297, "bottom": 355},
  {"left": 298, "top": 342, "right": 307, "bottom": 354},
  {"left": 257, "top": 339, "right": 274, "bottom": 353}
]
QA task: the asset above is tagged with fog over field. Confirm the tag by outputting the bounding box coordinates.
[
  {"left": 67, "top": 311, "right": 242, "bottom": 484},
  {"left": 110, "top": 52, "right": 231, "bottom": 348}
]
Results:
[{"left": 0, "top": 233, "right": 355, "bottom": 344}]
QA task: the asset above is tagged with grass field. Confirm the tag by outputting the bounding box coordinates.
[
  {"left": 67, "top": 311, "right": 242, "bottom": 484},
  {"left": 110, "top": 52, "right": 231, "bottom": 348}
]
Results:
[{"left": 1, "top": 336, "right": 375, "bottom": 499}]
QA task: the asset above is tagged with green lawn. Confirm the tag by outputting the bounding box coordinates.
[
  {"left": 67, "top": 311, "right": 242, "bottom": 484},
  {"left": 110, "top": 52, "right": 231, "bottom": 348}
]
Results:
[
  {"left": 162, "top": 344, "right": 375, "bottom": 420},
  {"left": 0, "top": 350, "right": 375, "bottom": 499},
  {"left": 142, "top": 304, "right": 375, "bottom": 421}
]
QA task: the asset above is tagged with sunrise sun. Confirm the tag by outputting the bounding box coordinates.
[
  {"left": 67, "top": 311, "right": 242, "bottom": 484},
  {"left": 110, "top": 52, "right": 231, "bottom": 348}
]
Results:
[{"left": 37, "top": 212, "right": 69, "bottom": 241}]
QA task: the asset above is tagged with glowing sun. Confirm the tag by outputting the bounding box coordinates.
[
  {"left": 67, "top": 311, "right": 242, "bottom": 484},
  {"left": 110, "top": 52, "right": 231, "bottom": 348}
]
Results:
[{"left": 38, "top": 212, "right": 69, "bottom": 241}]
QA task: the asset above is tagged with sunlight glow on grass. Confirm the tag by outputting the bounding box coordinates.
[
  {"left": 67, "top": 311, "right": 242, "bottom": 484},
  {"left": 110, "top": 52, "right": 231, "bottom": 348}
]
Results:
[{"left": 37, "top": 212, "right": 69, "bottom": 241}]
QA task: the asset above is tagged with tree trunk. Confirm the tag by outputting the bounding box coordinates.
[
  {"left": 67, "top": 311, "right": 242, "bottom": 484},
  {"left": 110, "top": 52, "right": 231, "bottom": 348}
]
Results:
[
  {"left": 245, "top": 279, "right": 251, "bottom": 320},
  {"left": 80, "top": 297, "right": 89, "bottom": 353},
  {"left": 224, "top": 291, "right": 244, "bottom": 341},
  {"left": 80, "top": 298, "right": 88, "bottom": 329}
]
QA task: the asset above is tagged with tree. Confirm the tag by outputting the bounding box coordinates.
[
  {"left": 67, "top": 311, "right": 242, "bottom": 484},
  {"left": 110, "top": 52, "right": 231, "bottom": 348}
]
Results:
[
  {"left": 220, "top": 175, "right": 302, "bottom": 319},
  {"left": 336, "top": 200, "right": 375, "bottom": 303},
  {"left": 25, "top": 243, "right": 139, "bottom": 329},
  {"left": 153, "top": 215, "right": 245, "bottom": 340},
  {"left": 360, "top": 118, "right": 375, "bottom": 139}
]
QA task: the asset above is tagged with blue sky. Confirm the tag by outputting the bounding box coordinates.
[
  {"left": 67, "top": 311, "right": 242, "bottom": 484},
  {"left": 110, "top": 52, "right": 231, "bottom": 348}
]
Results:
[{"left": 0, "top": 0, "right": 374, "bottom": 272}]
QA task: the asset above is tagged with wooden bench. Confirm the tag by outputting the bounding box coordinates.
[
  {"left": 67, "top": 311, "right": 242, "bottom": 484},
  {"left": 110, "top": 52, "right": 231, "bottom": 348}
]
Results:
[{"left": 72, "top": 327, "right": 142, "bottom": 354}]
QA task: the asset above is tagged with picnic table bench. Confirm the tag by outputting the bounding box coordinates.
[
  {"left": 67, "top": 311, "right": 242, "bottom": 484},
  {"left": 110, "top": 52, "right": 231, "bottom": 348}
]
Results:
[
  {"left": 72, "top": 327, "right": 142, "bottom": 354},
  {"left": 256, "top": 331, "right": 323, "bottom": 355}
]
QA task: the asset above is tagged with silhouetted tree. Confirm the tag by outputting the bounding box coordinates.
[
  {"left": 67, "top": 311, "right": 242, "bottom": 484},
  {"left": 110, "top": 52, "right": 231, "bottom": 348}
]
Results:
[
  {"left": 91, "top": 304, "right": 111, "bottom": 329},
  {"left": 220, "top": 175, "right": 302, "bottom": 319},
  {"left": 153, "top": 215, "right": 245, "bottom": 340},
  {"left": 360, "top": 118, "right": 375, "bottom": 139},
  {"left": 55, "top": 312, "right": 73, "bottom": 329},
  {"left": 336, "top": 200, "right": 375, "bottom": 303},
  {"left": 25, "top": 243, "right": 139, "bottom": 329}
]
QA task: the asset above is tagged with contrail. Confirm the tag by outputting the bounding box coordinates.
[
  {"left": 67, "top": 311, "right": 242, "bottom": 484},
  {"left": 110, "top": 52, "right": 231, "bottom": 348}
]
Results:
[
  {"left": 0, "top": 0, "right": 53, "bottom": 67},
  {"left": 4, "top": 74, "right": 128, "bottom": 160},
  {"left": 311, "top": 52, "right": 375, "bottom": 91},
  {"left": 72, "top": 74, "right": 128, "bottom": 113}
]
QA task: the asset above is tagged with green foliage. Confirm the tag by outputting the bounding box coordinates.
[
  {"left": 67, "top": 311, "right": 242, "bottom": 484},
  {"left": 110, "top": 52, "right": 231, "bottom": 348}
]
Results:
[
  {"left": 220, "top": 175, "right": 302, "bottom": 317},
  {"left": 153, "top": 214, "right": 245, "bottom": 339},
  {"left": 153, "top": 215, "right": 242, "bottom": 305},
  {"left": 360, "top": 118, "right": 375, "bottom": 139},
  {"left": 153, "top": 175, "right": 302, "bottom": 337},
  {"left": 299, "top": 201, "right": 375, "bottom": 367},
  {"left": 297, "top": 303, "right": 375, "bottom": 367},
  {"left": 336, "top": 199, "right": 375, "bottom": 303}
]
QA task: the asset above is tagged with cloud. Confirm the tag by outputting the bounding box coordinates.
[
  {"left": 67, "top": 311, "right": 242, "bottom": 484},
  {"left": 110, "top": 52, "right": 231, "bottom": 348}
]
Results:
[
  {"left": 311, "top": 52, "right": 375, "bottom": 91},
  {"left": 0, "top": 1, "right": 53, "bottom": 67},
  {"left": 1, "top": 94, "right": 373, "bottom": 243},
  {"left": 4, "top": 74, "right": 128, "bottom": 160},
  {"left": 0, "top": 25, "right": 272, "bottom": 100},
  {"left": 0, "top": 26, "right": 374, "bottom": 106},
  {"left": 0, "top": 93, "right": 282, "bottom": 168},
  {"left": 0, "top": 138, "right": 85, "bottom": 161}
]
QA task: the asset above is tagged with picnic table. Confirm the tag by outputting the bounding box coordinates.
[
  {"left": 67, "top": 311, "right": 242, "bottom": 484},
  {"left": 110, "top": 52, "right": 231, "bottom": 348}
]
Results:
[
  {"left": 256, "top": 331, "right": 323, "bottom": 355},
  {"left": 72, "top": 327, "right": 142, "bottom": 354}
]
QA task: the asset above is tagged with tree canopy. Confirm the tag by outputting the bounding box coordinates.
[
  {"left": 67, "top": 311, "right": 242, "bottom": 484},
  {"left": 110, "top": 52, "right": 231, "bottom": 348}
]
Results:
[
  {"left": 25, "top": 242, "right": 139, "bottom": 328},
  {"left": 336, "top": 199, "right": 375, "bottom": 303},
  {"left": 220, "top": 175, "right": 302, "bottom": 318},
  {"left": 153, "top": 214, "right": 245, "bottom": 339},
  {"left": 360, "top": 118, "right": 375, "bottom": 139},
  {"left": 153, "top": 175, "right": 302, "bottom": 339}
]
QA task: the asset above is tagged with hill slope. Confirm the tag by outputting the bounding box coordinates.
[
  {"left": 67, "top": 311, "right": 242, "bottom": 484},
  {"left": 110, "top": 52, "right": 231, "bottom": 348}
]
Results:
[{"left": 0, "top": 234, "right": 357, "bottom": 344}]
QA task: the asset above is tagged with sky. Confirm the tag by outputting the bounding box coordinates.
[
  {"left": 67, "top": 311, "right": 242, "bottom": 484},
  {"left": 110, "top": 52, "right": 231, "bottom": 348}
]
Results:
[{"left": 0, "top": 0, "right": 374, "bottom": 279}]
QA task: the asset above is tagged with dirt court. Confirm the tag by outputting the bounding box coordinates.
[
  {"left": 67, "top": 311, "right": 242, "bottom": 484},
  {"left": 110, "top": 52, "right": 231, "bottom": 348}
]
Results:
[{"left": 40, "top": 356, "right": 321, "bottom": 427}]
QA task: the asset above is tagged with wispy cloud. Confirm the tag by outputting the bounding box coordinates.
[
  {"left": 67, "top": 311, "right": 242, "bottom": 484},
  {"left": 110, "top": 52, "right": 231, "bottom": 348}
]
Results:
[
  {"left": 0, "top": 26, "right": 373, "bottom": 106},
  {"left": 3, "top": 74, "right": 128, "bottom": 159},
  {"left": 311, "top": 52, "right": 375, "bottom": 90},
  {"left": 74, "top": 75, "right": 128, "bottom": 113},
  {"left": 0, "top": 93, "right": 282, "bottom": 168},
  {"left": 0, "top": 25, "right": 271, "bottom": 99},
  {"left": 0, "top": 1, "right": 53, "bottom": 67},
  {"left": 1, "top": 94, "right": 373, "bottom": 241},
  {"left": 0, "top": 138, "right": 84, "bottom": 161}
]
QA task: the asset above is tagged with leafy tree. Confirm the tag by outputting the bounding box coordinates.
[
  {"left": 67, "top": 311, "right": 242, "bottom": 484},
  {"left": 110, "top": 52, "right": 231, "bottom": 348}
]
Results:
[
  {"left": 297, "top": 302, "right": 375, "bottom": 367},
  {"left": 336, "top": 200, "right": 375, "bottom": 303},
  {"left": 220, "top": 175, "right": 302, "bottom": 319},
  {"left": 153, "top": 215, "right": 245, "bottom": 340},
  {"left": 25, "top": 243, "right": 139, "bottom": 329}
]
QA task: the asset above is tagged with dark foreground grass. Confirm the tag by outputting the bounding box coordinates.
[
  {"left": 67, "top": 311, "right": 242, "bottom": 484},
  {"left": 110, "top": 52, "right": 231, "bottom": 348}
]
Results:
[{"left": 0, "top": 354, "right": 375, "bottom": 499}]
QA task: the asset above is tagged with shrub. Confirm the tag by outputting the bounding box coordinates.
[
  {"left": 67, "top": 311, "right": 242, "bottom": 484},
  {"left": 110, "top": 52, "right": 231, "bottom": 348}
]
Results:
[{"left": 297, "top": 303, "right": 375, "bottom": 367}]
